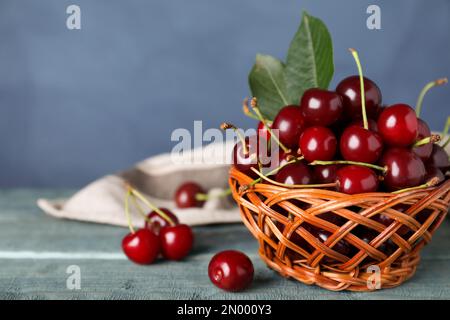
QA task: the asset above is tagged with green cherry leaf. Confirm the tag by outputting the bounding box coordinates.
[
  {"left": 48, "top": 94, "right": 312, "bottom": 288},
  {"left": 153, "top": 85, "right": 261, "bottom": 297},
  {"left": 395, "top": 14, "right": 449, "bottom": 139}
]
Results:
[
  {"left": 248, "top": 54, "right": 290, "bottom": 120},
  {"left": 284, "top": 11, "right": 334, "bottom": 103}
]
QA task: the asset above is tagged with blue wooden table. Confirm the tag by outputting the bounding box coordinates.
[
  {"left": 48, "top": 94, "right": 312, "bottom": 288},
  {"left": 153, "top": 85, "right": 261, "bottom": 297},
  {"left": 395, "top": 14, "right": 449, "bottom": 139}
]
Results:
[{"left": 0, "top": 189, "right": 449, "bottom": 300}]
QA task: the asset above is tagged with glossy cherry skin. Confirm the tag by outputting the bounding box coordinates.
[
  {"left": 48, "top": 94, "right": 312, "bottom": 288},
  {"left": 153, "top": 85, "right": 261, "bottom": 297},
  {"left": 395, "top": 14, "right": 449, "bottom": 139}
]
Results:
[
  {"left": 412, "top": 119, "right": 432, "bottom": 162},
  {"left": 336, "top": 165, "right": 379, "bottom": 194},
  {"left": 300, "top": 88, "right": 343, "bottom": 126},
  {"left": 340, "top": 125, "right": 383, "bottom": 164},
  {"left": 377, "top": 104, "right": 418, "bottom": 147},
  {"left": 426, "top": 144, "right": 450, "bottom": 172},
  {"left": 379, "top": 147, "right": 426, "bottom": 191},
  {"left": 298, "top": 126, "right": 337, "bottom": 162},
  {"left": 350, "top": 118, "right": 378, "bottom": 133},
  {"left": 145, "top": 208, "right": 179, "bottom": 235},
  {"left": 271, "top": 105, "right": 305, "bottom": 149},
  {"left": 424, "top": 165, "right": 445, "bottom": 184},
  {"left": 313, "top": 164, "right": 340, "bottom": 184},
  {"left": 159, "top": 224, "right": 194, "bottom": 260},
  {"left": 232, "top": 136, "right": 266, "bottom": 174},
  {"left": 309, "top": 227, "right": 352, "bottom": 263},
  {"left": 275, "top": 161, "right": 313, "bottom": 185},
  {"left": 257, "top": 121, "right": 271, "bottom": 142},
  {"left": 336, "top": 75, "right": 382, "bottom": 119},
  {"left": 174, "top": 182, "right": 205, "bottom": 208},
  {"left": 122, "top": 229, "right": 160, "bottom": 265},
  {"left": 208, "top": 250, "right": 254, "bottom": 292}
]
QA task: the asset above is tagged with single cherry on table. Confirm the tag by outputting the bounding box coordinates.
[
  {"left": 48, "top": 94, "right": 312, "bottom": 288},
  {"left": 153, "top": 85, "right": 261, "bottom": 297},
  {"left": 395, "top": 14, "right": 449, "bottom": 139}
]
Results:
[
  {"left": 122, "top": 228, "right": 161, "bottom": 265},
  {"left": 208, "top": 250, "right": 254, "bottom": 292},
  {"left": 160, "top": 224, "right": 194, "bottom": 261},
  {"left": 174, "top": 181, "right": 206, "bottom": 208}
]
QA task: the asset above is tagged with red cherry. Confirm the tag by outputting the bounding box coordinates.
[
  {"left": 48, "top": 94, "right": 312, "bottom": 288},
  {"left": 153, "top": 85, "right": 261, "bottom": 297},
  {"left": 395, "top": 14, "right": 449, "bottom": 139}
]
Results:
[
  {"left": 350, "top": 118, "right": 379, "bottom": 132},
  {"left": 160, "top": 224, "right": 194, "bottom": 260},
  {"left": 339, "top": 125, "right": 383, "bottom": 164},
  {"left": 145, "top": 208, "right": 179, "bottom": 234},
  {"left": 232, "top": 136, "right": 266, "bottom": 174},
  {"left": 313, "top": 164, "right": 340, "bottom": 184},
  {"left": 336, "top": 165, "right": 379, "bottom": 194},
  {"left": 275, "top": 161, "right": 313, "bottom": 185},
  {"left": 309, "top": 227, "right": 352, "bottom": 263},
  {"left": 377, "top": 104, "right": 418, "bottom": 147},
  {"left": 372, "top": 204, "right": 410, "bottom": 237},
  {"left": 426, "top": 144, "right": 450, "bottom": 172},
  {"left": 379, "top": 147, "right": 426, "bottom": 191},
  {"left": 412, "top": 119, "right": 433, "bottom": 161},
  {"left": 355, "top": 228, "right": 396, "bottom": 256},
  {"left": 271, "top": 105, "right": 305, "bottom": 149},
  {"left": 257, "top": 121, "right": 271, "bottom": 142},
  {"left": 122, "top": 229, "right": 160, "bottom": 265},
  {"left": 208, "top": 250, "right": 254, "bottom": 291},
  {"left": 300, "top": 88, "right": 343, "bottom": 126},
  {"left": 336, "top": 75, "right": 382, "bottom": 119},
  {"left": 299, "top": 126, "right": 337, "bottom": 162},
  {"left": 424, "top": 165, "right": 445, "bottom": 184},
  {"left": 174, "top": 182, "right": 205, "bottom": 208}
]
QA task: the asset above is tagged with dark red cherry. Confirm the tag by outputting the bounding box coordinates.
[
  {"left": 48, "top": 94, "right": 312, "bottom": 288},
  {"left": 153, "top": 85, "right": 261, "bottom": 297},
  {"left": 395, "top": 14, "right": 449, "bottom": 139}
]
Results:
[
  {"left": 275, "top": 161, "right": 313, "bottom": 185},
  {"left": 377, "top": 104, "right": 418, "bottom": 147},
  {"left": 300, "top": 88, "right": 343, "bottom": 126},
  {"left": 355, "top": 228, "right": 396, "bottom": 256},
  {"left": 336, "top": 165, "right": 379, "bottom": 194},
  {"left": 145, "top": 208, "right": 179, "bottom": 234},
  {"left": 174, "top": 182, "right": 205, "bottom": 208},
  {"left": 379, "top": 147, "right": 426, "bottom": 191},
  {"left": 317, "top": 212, "right": 346, "bottom": 226},
  {"left": 271, "top": 105, "right": 305, "bottom": 149},
  {"left": 309, "top": 227, "right": 351, "bottom": 263},
  {"left": 336, "top": 75, "right": 382, "bottom": 119},
  {"left": 424, "top": 165, "right": 445, "bottom": 184},
  {"left": 257, "top": 121, "right": 270, "bottom": 142},
  {"left": 299, "top": 126, "right": 337, "bottom": 162},
  {"left": 313, "top": 164, "right": 340, "bottom": 184},
  {"left": 340, "top": 125, "right": 383, "bottom": 164},
  {"left": 372, "top": 204, "right": 410, "bottom": 237},
  {"left": 208, "top": 250, "right": 254, "bottom": 292},
  {"left": 122, "top": 229, "right": 160, "bottom": 265},
  {"left": 426, "top": 144, "right": 450, "bottom": 172},
  {"left": 232, "top": 136, "right": 266, "bottom": 174},
  {"left": 412, "top": 119, "right": 433, "bottom": 161},
  {"left": 350, "top": 118, "right": 378, "bottom": 132},
  {"left": 160, "top": 224, "right": 194, "bottom": 260}
]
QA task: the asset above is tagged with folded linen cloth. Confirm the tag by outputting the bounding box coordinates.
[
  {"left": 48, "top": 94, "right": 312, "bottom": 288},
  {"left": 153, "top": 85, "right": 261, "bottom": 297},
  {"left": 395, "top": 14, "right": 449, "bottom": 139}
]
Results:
[{"left": 38, "top": 141, "right": 241, "bottom": 227}]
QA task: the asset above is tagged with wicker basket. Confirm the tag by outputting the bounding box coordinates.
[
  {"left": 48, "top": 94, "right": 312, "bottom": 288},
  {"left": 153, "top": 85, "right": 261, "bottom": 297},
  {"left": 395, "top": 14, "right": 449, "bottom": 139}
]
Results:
[{"left": 229, "top": 166, "right": 450, "bottom": 291}]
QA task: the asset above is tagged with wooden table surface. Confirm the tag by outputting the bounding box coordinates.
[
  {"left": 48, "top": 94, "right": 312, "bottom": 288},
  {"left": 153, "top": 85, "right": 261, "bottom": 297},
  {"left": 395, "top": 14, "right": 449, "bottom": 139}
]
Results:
[{"left": 0, "top": 189, "right": 449, "bottom": 300}]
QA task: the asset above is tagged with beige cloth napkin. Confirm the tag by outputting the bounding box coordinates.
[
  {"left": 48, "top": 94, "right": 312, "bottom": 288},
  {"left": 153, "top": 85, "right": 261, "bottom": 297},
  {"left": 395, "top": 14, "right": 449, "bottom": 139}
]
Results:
[{"left": 37, "top": 141, "right": 241, "bottom": 227}]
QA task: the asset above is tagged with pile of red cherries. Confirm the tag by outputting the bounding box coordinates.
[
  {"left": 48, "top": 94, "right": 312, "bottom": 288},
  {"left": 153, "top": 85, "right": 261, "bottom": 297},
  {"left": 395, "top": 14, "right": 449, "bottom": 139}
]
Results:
[{"left": 230, "top": 49, "right": 449, "bottom": 195}]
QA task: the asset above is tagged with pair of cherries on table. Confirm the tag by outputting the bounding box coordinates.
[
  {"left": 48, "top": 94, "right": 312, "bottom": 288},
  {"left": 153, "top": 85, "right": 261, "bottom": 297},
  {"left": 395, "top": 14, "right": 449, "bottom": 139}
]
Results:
[
  {"left": 234, "top": 49, "right": 448, "bottom": 195},
  {"left": 121, "top": 185, "right": 194, "bottom": 264}
]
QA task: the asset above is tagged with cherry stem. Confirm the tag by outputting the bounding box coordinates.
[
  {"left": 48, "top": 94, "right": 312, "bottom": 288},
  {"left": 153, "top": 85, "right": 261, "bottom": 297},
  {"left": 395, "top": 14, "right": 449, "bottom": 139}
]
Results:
[
  {"left": 220, "top": 122, "right": 248, "bottom": 155},
  {"left": 130, "top": 193, "right": 150, "bottom": 221},
  {"left": 242, "top": 100, "right": 261, "bottom": 121},
  {"left": 126, "top": 184, "right": 176, "bottom": 226},
  {"left": 249, "top": 97, "right": 289, "bottom": 153},
  {"left": 443, "top": 137, "right": 450, "bottom": 148},
  {"left": 415, "top": 78, "right": 448, "bottom": 117},
  {"left": 124, "top": 190, "right": 135, "bottom": 234},
  {"left": 309, "top": 160, "right": 387, "bottom": 174},
  {"left": 440, "top": 116, "right": 450, "bottom": 147},
  {"left": 195, "top": 188, "right": 232, "bottom": 201},
  {"left": 349, "top": 48, "right": 368, "bottom": 130},
  {"left": 249, "top": 167, "right": 337, "bottom": 189},
  {"left": 239, "top": 156, "right": 304, "bottom": 192},
  {"left": 413, "top": 134, "right": 441, "bottom": 147},
  {"left": 391, "top": 177, "right": 440, "bottom": 194}
]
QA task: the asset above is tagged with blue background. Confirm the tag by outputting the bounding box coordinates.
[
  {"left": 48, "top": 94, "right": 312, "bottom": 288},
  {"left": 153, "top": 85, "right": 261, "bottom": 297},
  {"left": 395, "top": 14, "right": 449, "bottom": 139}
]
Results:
[{"left": 1, "top": 0, "right": 449, "bottom": 188}]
